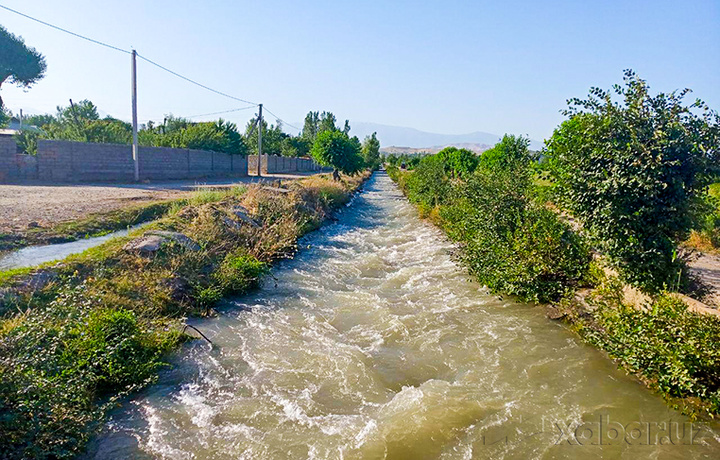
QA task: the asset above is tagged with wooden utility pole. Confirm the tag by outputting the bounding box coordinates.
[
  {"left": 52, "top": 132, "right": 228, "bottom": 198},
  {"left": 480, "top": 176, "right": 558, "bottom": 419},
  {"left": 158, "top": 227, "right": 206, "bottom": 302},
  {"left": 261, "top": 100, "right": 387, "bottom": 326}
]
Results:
[
  {"left": 131, "top": 49, "right": 139, "bottom": 181},
  {"left": 257, "top": 103, "right": 263, "bottom": 177}
]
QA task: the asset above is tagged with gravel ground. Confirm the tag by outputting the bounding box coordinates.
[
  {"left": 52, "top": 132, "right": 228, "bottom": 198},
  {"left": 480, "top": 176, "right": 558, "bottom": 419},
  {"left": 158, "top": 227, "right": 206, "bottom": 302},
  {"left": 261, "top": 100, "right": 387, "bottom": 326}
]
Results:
[
  {"left": 0, "top": 173, "right": 318, "bottom": 234},
  {"left": 0, "top": 184, "right": 185, "bottom": 233}
]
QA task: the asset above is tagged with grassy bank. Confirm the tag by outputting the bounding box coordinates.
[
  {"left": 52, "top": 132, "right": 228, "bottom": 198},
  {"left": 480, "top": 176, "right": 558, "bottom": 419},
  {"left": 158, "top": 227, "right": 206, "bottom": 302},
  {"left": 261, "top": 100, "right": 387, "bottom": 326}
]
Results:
[
  {"left": 0, "top": 171, "right": 370, "bottom": 459},
  {"left": 387, "top": 144, "right": 720, "bottom": 419}
]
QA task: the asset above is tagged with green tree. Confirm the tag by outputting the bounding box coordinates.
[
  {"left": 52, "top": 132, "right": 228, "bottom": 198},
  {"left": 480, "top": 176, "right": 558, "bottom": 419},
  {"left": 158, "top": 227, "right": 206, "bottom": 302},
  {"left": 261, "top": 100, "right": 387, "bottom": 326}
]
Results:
[
  {"left": 244, "top": 117, "right": 286, "bottom": 156},
  {"left": 437, "top": 146, "right": 479, "bottom": 179},
  {"left": 478, "top": 135, "right": 532, "bottom": 173},
  {"left": 302, "top": 111, "right": 320, "bottom": 143},
  {"left": 546, "top": 70, "right": 720, "bottom": 291},
  {"left": 361, "top": 132, "right": 381, "bottom": 169},
  {"left": 144, "top": 118, "right": 246, "bottom": 155},
  {"left": 281, "top": 136, "right": 311, "bottom": 157},
  {"left": 0, "top": 26, "right": 46, "bottom": 110},
  {"left": 311, "top": 130, "right": 364, "bottom": 180}
]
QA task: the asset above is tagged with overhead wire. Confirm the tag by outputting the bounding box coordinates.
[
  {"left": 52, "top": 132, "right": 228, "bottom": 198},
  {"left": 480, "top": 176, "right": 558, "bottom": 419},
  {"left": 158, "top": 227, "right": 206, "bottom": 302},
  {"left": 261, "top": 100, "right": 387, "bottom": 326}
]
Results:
[
  {"left": 185, "top": 105, "right": 258, "bottom": 119},
  {"left": 0, "top": 4, "right": 130, "bottom": 54},
  {"left": 135, "top": 54, "right": 258, "bottom": 106},
  {"left": 262, "top": 107, "right": 301, "bottom": 132},
  {"left": 0, "top": 5, "right": 259, "bottom": 107}
]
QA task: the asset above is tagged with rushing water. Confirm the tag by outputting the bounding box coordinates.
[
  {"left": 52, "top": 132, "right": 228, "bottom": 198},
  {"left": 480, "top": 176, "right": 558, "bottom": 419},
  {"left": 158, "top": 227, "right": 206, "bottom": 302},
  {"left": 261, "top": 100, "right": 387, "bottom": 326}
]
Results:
[{"left": 86, "top": 173, "right": 719, "bottom": 459}]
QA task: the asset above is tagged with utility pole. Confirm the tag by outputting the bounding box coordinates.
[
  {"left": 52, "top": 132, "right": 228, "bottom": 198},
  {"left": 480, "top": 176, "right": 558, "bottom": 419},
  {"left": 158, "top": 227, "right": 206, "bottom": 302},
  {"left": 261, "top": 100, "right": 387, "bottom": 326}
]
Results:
[
  {"left": 19, "top": 109, "right": 23, "bottom": 129},
  {"left": 257, "top": 103, "right": 263, "bottom": 177},
  {"left": 131, "top": 49, "right": 139, "bottom": 182}
]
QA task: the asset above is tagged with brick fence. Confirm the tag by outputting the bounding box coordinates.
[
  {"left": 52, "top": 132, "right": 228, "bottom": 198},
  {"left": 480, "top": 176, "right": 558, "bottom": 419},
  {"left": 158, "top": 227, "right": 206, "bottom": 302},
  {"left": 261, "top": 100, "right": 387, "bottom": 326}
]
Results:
[
  {"left": 35, "top": 140, "right": 248, "bottom": 182},
  {"left": 0, "top": 137, "right": 38, "bottom": 182},
  {"left": 248, "top": 154, "right": 327, "bottom": 175},
  {"left": 0, "top": 138, "right": 329, "bottom": 183}
]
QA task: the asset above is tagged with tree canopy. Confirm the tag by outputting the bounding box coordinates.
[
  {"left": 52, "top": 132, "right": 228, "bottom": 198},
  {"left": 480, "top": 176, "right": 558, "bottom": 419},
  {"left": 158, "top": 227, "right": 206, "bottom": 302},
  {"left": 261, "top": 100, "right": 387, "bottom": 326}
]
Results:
[
  {"left": 0, "top": 26, "right": 47, "bottom": 109},
  {"left": 361, "top": 132, "right": 381, "bottom": 170},
  {"left": 311, "top": 130, "right": 364, "bottom": 179}
]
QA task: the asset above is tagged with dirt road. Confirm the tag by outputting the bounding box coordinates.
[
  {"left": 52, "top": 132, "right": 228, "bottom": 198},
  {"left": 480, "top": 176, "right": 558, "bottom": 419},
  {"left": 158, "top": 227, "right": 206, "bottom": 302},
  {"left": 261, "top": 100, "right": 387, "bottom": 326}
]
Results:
[{"left": 0, "top": 173, "right": 319, "bottom": 234}]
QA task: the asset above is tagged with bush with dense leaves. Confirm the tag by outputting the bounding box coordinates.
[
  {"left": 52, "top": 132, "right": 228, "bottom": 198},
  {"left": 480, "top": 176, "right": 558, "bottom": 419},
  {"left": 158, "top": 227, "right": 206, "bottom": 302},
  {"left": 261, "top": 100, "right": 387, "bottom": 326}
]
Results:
[
  {"left": 395, "top": 134, "right": 590, "bottom": 302},
  {"left": 581, "top": 288, "right": 720, "bottom": 416},
  {"left": 546, "top": 70, "right": 720, "bottom": 291}
]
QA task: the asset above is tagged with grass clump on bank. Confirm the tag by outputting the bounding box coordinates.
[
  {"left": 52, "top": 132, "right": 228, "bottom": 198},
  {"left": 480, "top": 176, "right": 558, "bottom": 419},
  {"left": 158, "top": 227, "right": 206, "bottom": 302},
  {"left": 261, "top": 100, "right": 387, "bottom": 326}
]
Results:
[{"left": 0, "top": 171, "right": 369, "bottom": 459}]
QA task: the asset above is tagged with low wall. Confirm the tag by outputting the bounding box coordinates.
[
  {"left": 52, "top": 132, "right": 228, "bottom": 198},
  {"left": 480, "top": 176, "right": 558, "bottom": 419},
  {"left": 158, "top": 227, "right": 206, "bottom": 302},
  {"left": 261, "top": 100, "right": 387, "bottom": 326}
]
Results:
[
  {"left": 34, "top": 140, "right": 248, "bottom": 182},
  {"left": 248, "top": 155, "right": 326, "bottom": 175},
  {"left": 0, "top": 139, "right": 327, "bottom": 184},
  {"left": 0, "top": 137, "right": 39, "bottom": 182}
]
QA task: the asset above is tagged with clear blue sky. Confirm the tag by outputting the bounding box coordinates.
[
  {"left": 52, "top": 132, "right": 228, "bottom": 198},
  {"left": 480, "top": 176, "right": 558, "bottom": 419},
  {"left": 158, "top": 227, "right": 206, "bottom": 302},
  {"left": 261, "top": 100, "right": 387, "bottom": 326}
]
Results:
[{"left": 1, "top": 0, "right": 718, "bottom": 142}]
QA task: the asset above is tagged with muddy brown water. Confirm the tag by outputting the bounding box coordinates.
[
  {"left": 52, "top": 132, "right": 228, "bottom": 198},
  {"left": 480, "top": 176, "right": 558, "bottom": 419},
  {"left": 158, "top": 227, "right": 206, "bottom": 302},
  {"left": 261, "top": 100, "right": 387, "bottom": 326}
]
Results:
[{"left": 85, "top": 172, "right": 719, "bottom": 459}]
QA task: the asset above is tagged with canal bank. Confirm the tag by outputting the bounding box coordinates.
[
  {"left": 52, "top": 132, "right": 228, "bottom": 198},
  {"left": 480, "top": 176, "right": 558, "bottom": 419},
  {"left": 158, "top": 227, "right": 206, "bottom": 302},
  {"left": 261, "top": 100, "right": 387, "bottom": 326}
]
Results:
[
  {"left": 86, "top": 173, "right": 719, "bottom": 459},
  {"left": 0, "top": 172, "right": 370, "bottom": 459}
]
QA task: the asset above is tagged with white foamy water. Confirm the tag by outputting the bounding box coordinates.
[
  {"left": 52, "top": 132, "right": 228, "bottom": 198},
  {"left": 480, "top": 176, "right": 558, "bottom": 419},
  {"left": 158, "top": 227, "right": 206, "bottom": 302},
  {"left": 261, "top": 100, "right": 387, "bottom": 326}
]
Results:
[{"left": 86, "top": 173, "right": 720, "bottom": 459}]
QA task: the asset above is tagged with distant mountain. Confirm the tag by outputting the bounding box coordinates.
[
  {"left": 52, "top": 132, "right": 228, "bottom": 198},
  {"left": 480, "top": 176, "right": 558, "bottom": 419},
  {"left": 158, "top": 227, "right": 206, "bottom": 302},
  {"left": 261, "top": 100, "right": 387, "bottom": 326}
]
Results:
[
  {"left": 380, "top": 143, "right": 492, "bottom": 156},
  {"left": 349, "top": 122, "right": 543, "bottom": 151}
]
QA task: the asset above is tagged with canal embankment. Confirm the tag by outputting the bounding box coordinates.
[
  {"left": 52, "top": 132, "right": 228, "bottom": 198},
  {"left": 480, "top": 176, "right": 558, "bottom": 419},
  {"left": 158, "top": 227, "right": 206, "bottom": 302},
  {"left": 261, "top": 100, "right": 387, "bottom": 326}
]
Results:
[{"left": 0, "top": 171, "right": 370, "bottom": 459}]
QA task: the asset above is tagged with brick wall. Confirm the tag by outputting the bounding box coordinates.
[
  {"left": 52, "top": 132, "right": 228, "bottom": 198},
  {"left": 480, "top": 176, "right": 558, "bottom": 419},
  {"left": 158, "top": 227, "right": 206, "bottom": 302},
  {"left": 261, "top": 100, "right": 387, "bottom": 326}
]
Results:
[
  {"left": 30, "top": 140, "right": 249, "bottom": 183},
  {"left": 247, "top": 155, "right": 327, "bottom": 175},
  {"left": 0, "top": 137, "right": 39, "bottom": 182},
  {"left": 0, "top": 139, "right": 328, "bottom": 184}
]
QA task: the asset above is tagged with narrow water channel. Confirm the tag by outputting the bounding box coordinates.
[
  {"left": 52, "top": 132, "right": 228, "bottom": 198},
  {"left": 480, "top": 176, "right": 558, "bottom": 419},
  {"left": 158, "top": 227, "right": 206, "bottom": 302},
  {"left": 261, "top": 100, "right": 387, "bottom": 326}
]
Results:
[
  {"left": 87, "top": 173, "right": 719, "bottom": 459},
  {"left": 0, "top": 223, "right": 150, "bottom": 270}
]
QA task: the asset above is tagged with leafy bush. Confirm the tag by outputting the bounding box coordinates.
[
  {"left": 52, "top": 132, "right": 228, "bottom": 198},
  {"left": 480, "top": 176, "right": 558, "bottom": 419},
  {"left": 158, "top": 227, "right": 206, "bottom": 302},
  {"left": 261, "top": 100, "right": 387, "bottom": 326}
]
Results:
[
  {"left": 395, "top": 134, "right": 590, "bottom": 302},
  {"left": 403, "top": 154, "right": 451, "bottom": 210},
  {"left": 13, "top": 129, "right": 39, "bottom": 155},
  {"left": 582, "top": 290, "right": 720, "bottom": 416},
  {"left": 546, "top": 70, "right": 720, "bottom": 291},
  {"left": 442, "top": 165, "right": 589, "bottom": 302},
  {"left": 0, "top": 293, "right": 180, "bottom": 459},
  {"left": 436, "top": 146, "right": 478, "bottom": 179},
  {"left": 65, "top": 308, "right": 173, "bottom": 392}
]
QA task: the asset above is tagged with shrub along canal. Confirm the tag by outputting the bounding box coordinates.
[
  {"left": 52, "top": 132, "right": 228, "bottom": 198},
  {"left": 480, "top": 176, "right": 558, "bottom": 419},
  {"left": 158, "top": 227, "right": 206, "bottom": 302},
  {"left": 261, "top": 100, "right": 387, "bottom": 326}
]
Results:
[{"left": 86, "top": 173, "right": 719, "bottom": 459}]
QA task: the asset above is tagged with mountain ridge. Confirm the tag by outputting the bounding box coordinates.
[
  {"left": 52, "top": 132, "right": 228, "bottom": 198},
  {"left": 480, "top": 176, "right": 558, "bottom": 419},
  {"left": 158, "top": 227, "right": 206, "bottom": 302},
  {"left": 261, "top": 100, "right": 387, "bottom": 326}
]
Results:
[{"left": 348, "top": 122, "right": 543, "bottom": 151}]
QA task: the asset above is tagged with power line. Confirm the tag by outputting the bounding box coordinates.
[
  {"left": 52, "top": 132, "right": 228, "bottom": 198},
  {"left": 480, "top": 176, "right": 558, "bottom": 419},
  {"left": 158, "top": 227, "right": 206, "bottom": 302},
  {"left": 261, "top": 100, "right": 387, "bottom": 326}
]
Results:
[
  {"left": 136, "top": 54, "right": 258, "bottom": 106},
  {"left": 263, "top": 107, "right": 301, "bottom": 131},
  {"left": 0, "top": 4, "right": 130, "bottom": 54},
  {"left": 186, "top": 105, "right": 258, "bottom": 119},
  {"left": 0, "top": 5, "right": 259, "bottom": 107}
]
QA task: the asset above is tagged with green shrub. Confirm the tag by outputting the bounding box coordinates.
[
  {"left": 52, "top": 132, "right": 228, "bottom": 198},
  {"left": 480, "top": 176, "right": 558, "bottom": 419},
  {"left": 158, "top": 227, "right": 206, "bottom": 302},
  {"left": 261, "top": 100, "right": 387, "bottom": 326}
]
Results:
[
  {"left": 442, "top": 170, "right": 589, "bottom": 303},
  {"left": 404, "top": 155, "right": 451, "bottom": 209},
  {"left": 546, "top": 70, "right": 720, "bottom": 291},
  {"left": 64, "top": 308, "right": 171, "bottom": 392},
  {"left": 394, "top": 134, "right": 590, "bottom": 303},
  {"left": 582, "top": 292, "right": 720, "bottom": 416}
]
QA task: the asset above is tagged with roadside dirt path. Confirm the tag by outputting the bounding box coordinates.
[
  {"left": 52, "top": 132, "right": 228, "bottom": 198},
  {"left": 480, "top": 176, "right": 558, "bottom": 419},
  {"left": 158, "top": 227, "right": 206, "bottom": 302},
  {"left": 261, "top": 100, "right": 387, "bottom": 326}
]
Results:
[
  {"left": 687, "top": 252, "right": 720, "bottom": 308},
  {"left": 0, "top": 173, "right": 319, "bottom": 234}
]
